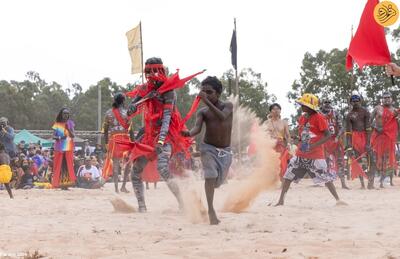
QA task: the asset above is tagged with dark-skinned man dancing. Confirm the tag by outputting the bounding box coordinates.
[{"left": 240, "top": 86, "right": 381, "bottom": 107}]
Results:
[{"left": 182, "top": 76, "right": 233, "bottom": 225}]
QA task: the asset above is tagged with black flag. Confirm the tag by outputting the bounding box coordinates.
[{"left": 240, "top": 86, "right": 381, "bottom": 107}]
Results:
[{"left": 230, "top": 29, "right": 237, "bottom": 70}]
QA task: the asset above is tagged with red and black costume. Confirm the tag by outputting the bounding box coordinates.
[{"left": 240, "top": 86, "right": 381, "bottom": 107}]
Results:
[
  {"left": 322, "top": 110, "right": 344, "bottom": 178},
  {"left": 102, "top": 106, "right": 130, "bottom": 181},
  {"left": 345, "top": 100, "right": 371, "bottom": 187},
  {"left": 120, "top": 58, "right": 204, "bottom": 211},
  {"left": 371, "top": 107, "right": 398, "bottom": 172}
]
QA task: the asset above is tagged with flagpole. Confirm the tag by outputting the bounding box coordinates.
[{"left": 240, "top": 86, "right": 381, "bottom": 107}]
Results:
[
  {"left": 349, "top": 25, "right": 354, "bottom": 106},
  {"left": 139, "top": 21, "right": 145, "bottom": 127},
  {"left": 97, "top": 82, "right": 102, "bottom": 145},
  {"left": 234, "top": 18, "right": 241, "bottom": 165},
  {"left": 140, "top": 21, "right": 144, "bottom": 85},
  {"left": 350, "top": 25, "right": 354, "bottom": 87},
  {"left": 234, "top": 18, "right": 239, "bottom": 97}
]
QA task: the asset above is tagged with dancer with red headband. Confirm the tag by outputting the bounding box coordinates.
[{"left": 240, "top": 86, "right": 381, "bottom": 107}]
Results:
[
  {"left": 126, "top": 57, "right": 201, "bottom": 212},
  {"left": 345, "top": 93, "right": 374, "bottom": 189},
  {"left": 370, "top": 91, "right": 399, "bottom": 188},
  {"left": 103, "top": 92, "right": 131, "bottom": 193}
]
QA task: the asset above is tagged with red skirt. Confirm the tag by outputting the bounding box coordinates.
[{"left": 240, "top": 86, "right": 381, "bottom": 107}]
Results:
[
  {"left": 102, "top": 133, "right": 130, "bottom": 179},
  {"left": 371, "top": 131, "right": 396, "bottom": 170},
  {"left": 108, "top": 133, "right": 131, "bottom": 159},
  {"left": 352, "top": 131, "right": 367, "bottom": 154},
  {"left": 324, "top": 138, "right": 344, "bottom": 174},
  {"left": 275, "top": 141, "right": 290, "bottom": 177},
  {"left": 141, "top": 159, "right": 159, "bottom": 182},
  {"left": 52, "top": 150, "right": 76, "bottom": 188}
]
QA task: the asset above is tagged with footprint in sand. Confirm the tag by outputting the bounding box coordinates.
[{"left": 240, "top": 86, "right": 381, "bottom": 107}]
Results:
[{"left": 110, "top": 198, "right": 136, "bottom": 213}]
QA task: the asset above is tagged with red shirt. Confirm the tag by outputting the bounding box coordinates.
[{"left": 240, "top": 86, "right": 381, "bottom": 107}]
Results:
[{"left": 296, "top": 112, "right": 328, "bottom": 159}]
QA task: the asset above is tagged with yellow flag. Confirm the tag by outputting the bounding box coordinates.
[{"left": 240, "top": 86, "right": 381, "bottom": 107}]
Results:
[{"left": 126, "top": 23, "right": 142, "bottom": 74}]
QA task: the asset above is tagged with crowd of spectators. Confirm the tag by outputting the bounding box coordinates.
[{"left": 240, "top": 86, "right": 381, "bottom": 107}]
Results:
[
  {"left": 0, "top": 116, "right": 107, "bottom": 191},
  {"left": 0, "top": 116, "right": 202, "bottom": 193},
  {"left": 1, "top": 139, "right": 105, "bottom": 190}
]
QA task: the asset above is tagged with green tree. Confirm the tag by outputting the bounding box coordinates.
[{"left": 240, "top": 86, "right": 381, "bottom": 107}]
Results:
[
  {"left": 288, "top": 46, "right": 397, "bottom": 126},
  {"left": 73, "top": 78, "right": 124, "bottom": 131}
]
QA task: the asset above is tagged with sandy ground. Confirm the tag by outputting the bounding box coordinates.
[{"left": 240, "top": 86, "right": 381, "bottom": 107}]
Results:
[{"left": 1, "top": 177, "right": 400, "bottom": 259}]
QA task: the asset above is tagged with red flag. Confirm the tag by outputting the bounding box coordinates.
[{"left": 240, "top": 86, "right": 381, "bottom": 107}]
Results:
[
  {"left": 350, "top": 159, "right": 368, "bottom": 179},
  {"left": 157, "top": 69, "right": 206, "bottom": 94},
  {"left": 346, "top": 0, "right": 391, "bottom": 70},
  {"left": 181, "top": 96, "right": 201, "bottom": 126}
]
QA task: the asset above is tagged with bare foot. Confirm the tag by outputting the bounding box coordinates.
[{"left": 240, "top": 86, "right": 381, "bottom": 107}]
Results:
[
  {"left": 120, "top": 187, "right": 129, "bottom": 193},
  {"left": 342, "top": 186, "right": 350, "bottom": 190},
  {"left": 208, "top": 210, "right": 220, "bottom": 225},
  {"left": 274, "top": 201, "right": 284, "bottom": 207},
  {"left": 138, "top": 206, "right": 147, "bottom": 213},
  {"left": 336, "top": 200, "right": 348, "bottom": 206},
  {"left": 367, "top": 182, "right": 375, "bottom": 189}
]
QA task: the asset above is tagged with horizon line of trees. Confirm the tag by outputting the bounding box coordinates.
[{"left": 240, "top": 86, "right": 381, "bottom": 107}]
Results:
[
  {"left": 4, "top": 25, "right": 400, "bottom": 133},
  {"left": 0, "top": 68, "right": 274, "bottom": 132}
]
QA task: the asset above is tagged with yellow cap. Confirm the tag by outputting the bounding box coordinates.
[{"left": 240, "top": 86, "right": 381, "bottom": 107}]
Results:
[{"left": 296, "top": 93, "right": 319, "bottom": 111}]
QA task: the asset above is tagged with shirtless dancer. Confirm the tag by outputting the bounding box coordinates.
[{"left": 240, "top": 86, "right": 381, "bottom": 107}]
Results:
[
  {"left": 0, "top": 143, "right": 13, "bottom": 198},
  {"left": 370, "top": 91, "right": 399, "bottom": 187},
  {"left": 345, "top": 94, "right": 374, "bottom": 189},
  {"left": 182, "top": 76, "right": 233, "bottom": 225},
  {"left": 265, "top": 103, "right": 291, "bottom": 177},
  {"left": 103, "top": 92, "right": 131, "bottom": 193}
]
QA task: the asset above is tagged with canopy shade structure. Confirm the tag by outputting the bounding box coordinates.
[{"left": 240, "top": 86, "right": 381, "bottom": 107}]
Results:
[{"left": 14, "top": 129, "right": 54, "bottom": 148}]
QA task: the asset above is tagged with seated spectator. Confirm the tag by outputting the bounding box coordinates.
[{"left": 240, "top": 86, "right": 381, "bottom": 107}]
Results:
[
  {"left": 27, "top": 146, "right": 35, "bottom": 158},
  {"left": 9, "top": 156, "right": 21, "bottom": 189},
  {"left": 77, "top": 157, "right": 104, "bottom": 189},
  {"left": 32, "top": 149, "right": 45, "bottom": 175},
  {"left": 17, "top": 141, "right": 27, "bottom": 156},
  {"left": 16, "top": 158, "right": 34, "bottom": 189},
  {"left": 36, "top": 141, "right": 42, "bottom": 151},
  {"left": 74, "top": 156, "right": 84, "bottom": 177},
  {"left": 83, "top": 140, "right": 92, "bottom": 157},
  {"left": 91, "top": 156, "right": 100, "bottom": 170},
  {"left": 42, "top": 149, "right": 51, "bottom": 159},
  {"left": 94, "top": 144, "right": 104, "bottom": 162},
  {"left": 33, "top": 163, "right": 53, "bottom": 189},
  {"left": 44, "top": 162, "right": 53, "bottom": 184}
]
